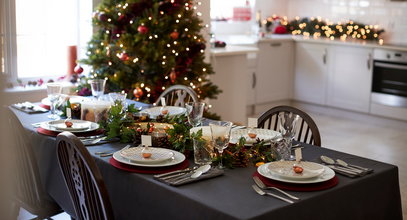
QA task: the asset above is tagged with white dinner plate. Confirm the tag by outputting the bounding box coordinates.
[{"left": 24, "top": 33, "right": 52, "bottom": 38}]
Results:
[
  {"left": 257, "top": 162, "right": 335, "bottom": 184},
  {"left": 267, "top": 161, "right": 325, "bottom": 180},
  {"left": 40, "top": 120, "right": 99, "bottom": 133},
  {"left": 120, "top": 147, "right": 175, "bottom": 164},
  {"left": 113, "top": 149, "right": 185, "bottom": 167},
  {"left": 230, "top": 128, "right": 280, "bottom": 145},
  {"left": 140, "top": 106, "right": 186, "bottom": 119}
]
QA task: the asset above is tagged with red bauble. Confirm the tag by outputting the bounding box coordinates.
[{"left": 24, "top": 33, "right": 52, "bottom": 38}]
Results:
[
  {"left": 137, "top": 25, "right": 149, "bottom": 34},
  {"left": 133, "top": 87, "right": 144, "bottom": 98},
  {"left": 74, "top": 65, "right": 83, "bottom": 74},
  {"left": 119, "top": 53, "right": 129, "bottom": 61},
  {"left": 169, "top": 70, "right": 177, "bottom": 83},
  {"left": 274, "top": 25, "right": 287, "bottom": 34},
  {"left": 98, "top": 12, "right": 108, "bottom": 22},
  {"left": 170, "top": 31, "right": 179, "bottom": 40}
]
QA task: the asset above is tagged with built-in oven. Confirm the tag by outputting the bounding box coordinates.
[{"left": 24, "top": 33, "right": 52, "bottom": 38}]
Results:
[{"left": 371, "top": 49, "right": 407, "bottom": 107}]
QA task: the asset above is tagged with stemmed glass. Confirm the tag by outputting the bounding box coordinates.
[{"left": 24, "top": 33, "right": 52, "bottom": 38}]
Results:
[
  {"left": 277, "top": 112, "right": 300, "bottom": 160},
  {"left": 46, "top": 83, "right": 62, "bottom": 119},
  {"left": 185, "top": 102, "right": 205, "bottom": 127},
  {"left": 89, "top": 79, "right": 106, "bottom": 100},
  {"left": 210, "top": 121, "right": 233, "bottom": 169}
]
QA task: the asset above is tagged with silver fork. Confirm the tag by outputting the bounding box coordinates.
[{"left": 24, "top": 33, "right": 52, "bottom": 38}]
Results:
[
  {"left": 253, "top": 176, "right": 300, "bottom": 200},
  {"left": 252, "top": 185, "right": 294, "bottom": 204}
]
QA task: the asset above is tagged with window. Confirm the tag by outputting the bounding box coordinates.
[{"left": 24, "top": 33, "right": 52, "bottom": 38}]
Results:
[{"left": 1, "top": 0, "right": 93, "bottom": 83}]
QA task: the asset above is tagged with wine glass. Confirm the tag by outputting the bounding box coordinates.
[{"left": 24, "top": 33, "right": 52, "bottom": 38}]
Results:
[
  {"left": 89, "top": 79, "right": 106, "bottom": 100},
  {"left": 46, "top": 83, "right": 62, "bottom": 119},
  {"left": 277, "top": 112, "right": 300, "bottom": 160},
  {"left": 210, "top": 121, "right": 233, "bottom": 169},
  {"left": 185, "top": 102, "right": 205, "bottom": 127}
]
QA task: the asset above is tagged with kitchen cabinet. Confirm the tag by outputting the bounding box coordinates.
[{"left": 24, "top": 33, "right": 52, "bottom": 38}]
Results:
[
  {"left": 256, "top": 41, "right": 294, "bottom": 104},
  {"left": 210, "top": 46, "right": 258, "bottom": 124},
  {"left": 327, "top": 46, "right": 373, "bottom": 113},
  {"left": 294, "top": 42, "right": 329, "bottom": 105}
]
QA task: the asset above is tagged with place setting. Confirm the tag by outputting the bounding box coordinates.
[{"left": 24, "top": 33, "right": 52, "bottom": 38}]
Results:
[{"left": 108, "top": 135, "right": 190, "bottom": 175}]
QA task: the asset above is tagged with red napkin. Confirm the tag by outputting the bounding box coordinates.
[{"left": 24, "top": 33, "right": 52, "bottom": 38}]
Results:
[
  {"left": 37, "top": 127, "right": 104, "bottom": 137},
  {"left": 252, "top": 171, "right": 338, "bottom": 192},
  {"left": 39, "top": 104, "right": 50, "bottom": 110},
  {"left": 109, "top": 157, "right": 190, "bottom": 174}
]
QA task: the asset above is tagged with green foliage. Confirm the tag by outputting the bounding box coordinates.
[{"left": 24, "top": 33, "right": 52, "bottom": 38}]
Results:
[
  {"left": 165, "top": 114, "right": 193, "bottom": 153},
  {"left": 217, "top": 137, "right": 277, "bottom": 169},
  {"left": 80, "top": 0, "right": 221, "bottom": 103}
]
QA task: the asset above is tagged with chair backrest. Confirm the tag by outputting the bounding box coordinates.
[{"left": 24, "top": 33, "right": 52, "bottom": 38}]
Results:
[
  {"left": 8, "top": 109, "right": 62, "bottom": 218},
  {"left": 56, "top": 132, "right": 114, "bottom": 220},
  {"left": 257, "top": 105, "right": 321, "bottom": 146},
  {"left": 154, "top": 85, "right": 198, "bottom": 107}
]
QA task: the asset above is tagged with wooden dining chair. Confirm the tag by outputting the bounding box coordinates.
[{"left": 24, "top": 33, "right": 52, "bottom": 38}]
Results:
[
  {"left": 154, "top": 85, "right": 199, "bottom": 107},
  {"left": 56, "top": 131, "right": 114, "bottom": 220},
  {"left": 257, "top": 105, "right": 321, "bottom": 146},
  {"left": 8, "top": 109, "right": 63, "bottom": 219}
]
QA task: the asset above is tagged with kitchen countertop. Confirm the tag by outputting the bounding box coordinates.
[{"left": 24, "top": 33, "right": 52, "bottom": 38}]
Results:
[
  {"left": 210, "top": 45, "right": 258, "bottom": 57},
  {"left": 210, "top": 34, "right": 407, "bottom": 55}
]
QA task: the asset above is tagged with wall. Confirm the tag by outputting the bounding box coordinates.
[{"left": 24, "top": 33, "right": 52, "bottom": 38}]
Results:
[{"left": 287, "top": 0, "right": 407, "bottom": 45}]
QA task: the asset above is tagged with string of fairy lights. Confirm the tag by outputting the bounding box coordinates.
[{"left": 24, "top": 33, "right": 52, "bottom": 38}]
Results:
[
  {"left": 83, "top": 0, "right": 212, "bottom": 101},
  {"left": 263, "top": 15, "right": 385, "bottom": 44}
]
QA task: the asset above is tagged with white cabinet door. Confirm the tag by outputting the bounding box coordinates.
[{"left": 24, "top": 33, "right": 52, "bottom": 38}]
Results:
[
  {"left": 210, "top": 54, "right": 250, "bottom": 124},
  {"left": 327, "top": 46, "right": 373, "bottom": 113},
  {"left": 294, "top": 42, "right": 329, "bottom": 105},
  {"left": 255, "top": 41, "right": 294, "bottom": 104}
]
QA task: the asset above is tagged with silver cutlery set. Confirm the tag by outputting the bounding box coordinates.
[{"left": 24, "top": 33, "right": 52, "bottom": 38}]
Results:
[
  {"left": 320, "top": 155, "right": 373, "bottom": 178},
  {"left": 153, "top": 165, "right": 223, "bottom": 186}
]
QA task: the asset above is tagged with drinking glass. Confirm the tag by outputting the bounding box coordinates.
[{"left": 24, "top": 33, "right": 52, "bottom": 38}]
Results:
[
  {"left": 192, "top": 138, "right": 213, "bottom": 165},
  {"left": 46, "top": 83, "right": 62, "bottom": 119},
  {"left": 277, "top": 112, "right": 300, "bottom": 160},
  {"left": 210, "top": 121, "right": 233, "bottom": 169},
  {"left": 185, "top": 102, "right": 205, "bottom": 127},
  {"left": 109, "top": 92, "right": 127, "bottom": 111},
  {"left": 89, "top": 79, "right": 106, "bottom": 100}
]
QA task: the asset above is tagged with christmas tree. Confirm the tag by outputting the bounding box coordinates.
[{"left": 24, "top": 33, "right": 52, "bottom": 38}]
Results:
[{"left": 81, "top": 0, "right": 220, "bottom": 103}]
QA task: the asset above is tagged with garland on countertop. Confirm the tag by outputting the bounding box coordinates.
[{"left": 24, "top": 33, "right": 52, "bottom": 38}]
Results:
[
  {"left": 100, "top": 102, "right": 278, "bottom": 168},
  {"left": 264, "top": 15, "right": 385, "bottom": 41}
]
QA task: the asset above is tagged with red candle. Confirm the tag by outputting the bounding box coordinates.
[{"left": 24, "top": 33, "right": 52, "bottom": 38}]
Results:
[{"left": 67, "top": 45, "right": 77, "bottom": 76}]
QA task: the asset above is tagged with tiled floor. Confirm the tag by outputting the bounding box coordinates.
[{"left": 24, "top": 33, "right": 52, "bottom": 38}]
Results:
[{"left": 18, "top": 109, "right": 407, "bottom": 219}]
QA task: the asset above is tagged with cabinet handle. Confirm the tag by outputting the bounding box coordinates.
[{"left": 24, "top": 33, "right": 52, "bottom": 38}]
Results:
[
  {"left": 367, "top": 53, "right": 372, "bottom": 70},
  {"left": 270, "top": 43, "right": 282, "bottom": 47},
  {"left": 323, "top": 49, "right": 327, "bottom": 65},
  {"left": 252, "top": 72, "right": 257, "bottom": 89}
]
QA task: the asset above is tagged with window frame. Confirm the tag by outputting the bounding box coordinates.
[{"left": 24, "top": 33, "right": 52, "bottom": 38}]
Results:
[{"left": 1, "top": 0, "right": 96, "bottom": 86}]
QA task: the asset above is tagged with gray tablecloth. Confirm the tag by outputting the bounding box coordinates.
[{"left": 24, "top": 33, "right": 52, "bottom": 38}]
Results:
[{"left": 11, "top": 107, "right": 403, "bottom": 220}]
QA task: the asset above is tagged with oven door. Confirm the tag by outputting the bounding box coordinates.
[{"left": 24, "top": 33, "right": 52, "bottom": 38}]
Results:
[{"left": 372, "top": 61, "right": 407, "bottom": 107}]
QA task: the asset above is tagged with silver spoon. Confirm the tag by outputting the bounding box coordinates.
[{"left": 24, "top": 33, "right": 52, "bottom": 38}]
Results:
[
  {"left": 191, "top": 164, "right": 211, "bottom": 179},
  {"left": 172, "top": 164, "right": 211, "bottom": 184}
]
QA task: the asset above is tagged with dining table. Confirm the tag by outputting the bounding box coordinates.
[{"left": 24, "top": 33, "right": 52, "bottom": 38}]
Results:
[{"left": 10, "top": 102, "right": 403, "bottom": 220}]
